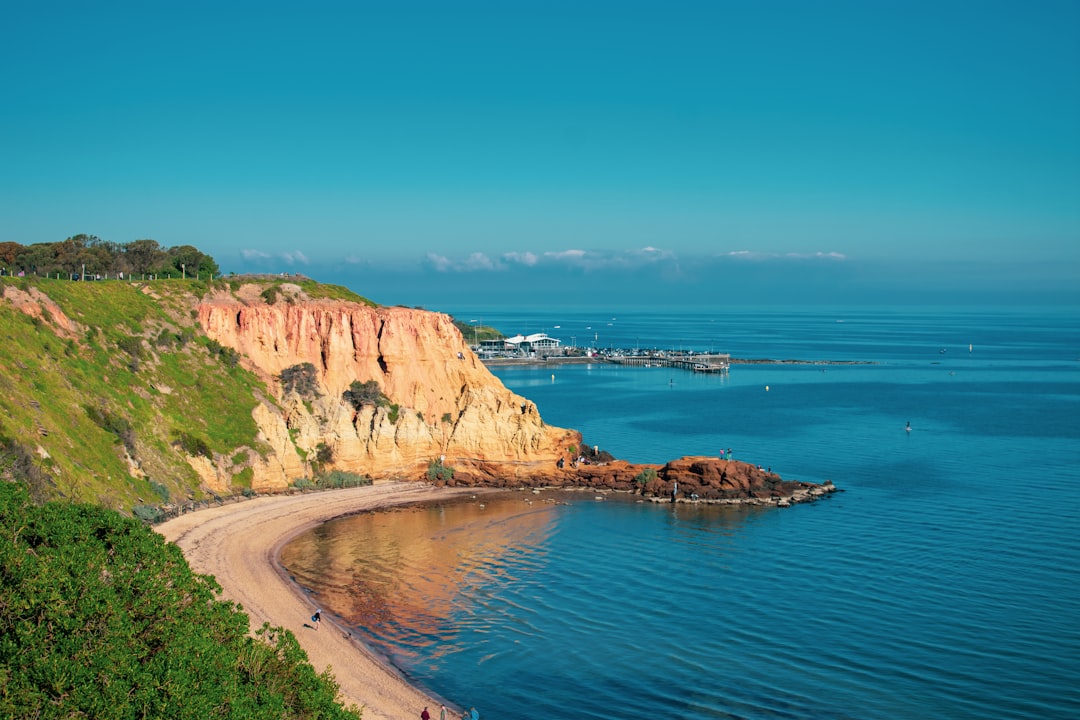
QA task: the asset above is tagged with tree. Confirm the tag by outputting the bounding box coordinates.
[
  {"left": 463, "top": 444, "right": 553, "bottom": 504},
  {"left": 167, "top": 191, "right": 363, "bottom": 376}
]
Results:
[
  {"left": 123, "top": 239, "right": 166, "bottom": 275},
  {"left": 343, "top": 380, "right": 386, "bottom": 409},
  {"left": 16, "top": 242, "right": 58, "bottom": 276},
  {"left": 167, "top": 244, "right": 219, "bottom": 277},
  {"left": 0, "top": 241, "right": 22, "bottom": 268}
]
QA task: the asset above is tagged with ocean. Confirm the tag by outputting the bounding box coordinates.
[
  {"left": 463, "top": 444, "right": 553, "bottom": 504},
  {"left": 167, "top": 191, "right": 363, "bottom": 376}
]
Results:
[{"left": 280, "top": 305, "right": 1080, "bottom": 719}]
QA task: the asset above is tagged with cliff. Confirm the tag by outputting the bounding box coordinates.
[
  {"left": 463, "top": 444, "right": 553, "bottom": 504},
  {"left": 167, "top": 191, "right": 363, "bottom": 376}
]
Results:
[
  {"left": 197, "top": 284, "right": 581, "bottom": 489},
  {"left": 0, "top": 275, "right": 833, "bottom": 509}
]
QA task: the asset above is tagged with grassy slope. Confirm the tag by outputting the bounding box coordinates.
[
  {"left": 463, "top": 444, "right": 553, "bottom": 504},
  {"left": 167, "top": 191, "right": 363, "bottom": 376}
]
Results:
[{"left": 0, "top": 275, "right": 374, "bottom": 513}]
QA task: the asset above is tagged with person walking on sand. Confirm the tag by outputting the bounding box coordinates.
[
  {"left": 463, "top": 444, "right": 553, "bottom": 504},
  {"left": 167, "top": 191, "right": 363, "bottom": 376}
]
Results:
[
  {"left": 311, "top": 609, "right": 321, "bottom": 630},
  {"left": 439, "top": 705, "right": 448, "bottom": 720},
  {"left": 421, "top": 707, "right": 431, "bottom": 720}
]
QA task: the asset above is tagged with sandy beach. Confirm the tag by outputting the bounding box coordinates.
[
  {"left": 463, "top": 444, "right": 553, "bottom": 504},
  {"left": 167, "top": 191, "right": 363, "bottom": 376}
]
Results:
[{"left": 156, "top": 482, "right": 486, "bottom": 720}]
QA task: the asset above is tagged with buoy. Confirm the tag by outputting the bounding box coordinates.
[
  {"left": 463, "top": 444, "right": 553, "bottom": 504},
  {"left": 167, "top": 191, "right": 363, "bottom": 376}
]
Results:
[
  {"left": 551, "top": 373, "right": 555, "bottom": 382},
  {"left": 765, "top": 385, "right": 770, "bottom": 392}
]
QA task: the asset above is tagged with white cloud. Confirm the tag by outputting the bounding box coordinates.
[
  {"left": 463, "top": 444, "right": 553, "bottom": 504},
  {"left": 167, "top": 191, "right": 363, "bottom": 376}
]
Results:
[
  {"left": 462, "top": 252, "right": 496, "bottom": 270},
  {"left": 426, "top": 252, "right": 453, "bottom": 272},
  {"left": 281, "top": 250, "right": 309, "bottom": 265},
  {"left": 424, "top": 246, "right": 684, "bottom": 273},
  {"left": 503, "top": 251, "right": 538, "bottom": 266},
  {"left": 783, "top": 251, "right": 847, "bottom": 260},
  {"left": 723, "top": 250, "right": 847, "bottom": 261},
  {"left": 543, "top": 249, "right": 588, "bottom": 262},
  {"left": 241, "top": 249, "right": 272, "bottom": 260}
]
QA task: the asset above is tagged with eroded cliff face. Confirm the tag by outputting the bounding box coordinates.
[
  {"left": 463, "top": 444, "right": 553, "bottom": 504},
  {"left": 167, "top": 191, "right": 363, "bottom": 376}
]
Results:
[{"left": 197, "top": 290, "right": 580, "bottom": 490}]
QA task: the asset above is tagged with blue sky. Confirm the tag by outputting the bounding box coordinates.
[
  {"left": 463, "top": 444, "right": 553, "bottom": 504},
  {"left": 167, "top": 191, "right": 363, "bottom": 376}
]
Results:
[{"left": 3, "top": 1, "right": 1078, "bottom": 307}]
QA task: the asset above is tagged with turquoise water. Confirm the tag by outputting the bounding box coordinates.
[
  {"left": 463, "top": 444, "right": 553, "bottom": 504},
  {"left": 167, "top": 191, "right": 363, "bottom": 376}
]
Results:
[{"left": 283, "top": 306, "right": 1080, "bottom": 719}]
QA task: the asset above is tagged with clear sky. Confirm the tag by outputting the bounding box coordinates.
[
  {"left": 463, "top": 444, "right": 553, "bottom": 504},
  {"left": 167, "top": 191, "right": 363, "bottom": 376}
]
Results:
[{"left": 3, "top": 1, "right": 1078, "bottom": 307}]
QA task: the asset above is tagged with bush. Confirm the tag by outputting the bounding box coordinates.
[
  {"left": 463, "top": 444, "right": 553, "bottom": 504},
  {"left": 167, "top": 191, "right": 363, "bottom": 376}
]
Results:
[
  {"left": 85, "top": 404, "right": 136, "bottom": 453},
  {"left": 149, "top": 480, "right": 170, "bottom": 503},
  {"left": 427, "top": 458, "right": 454, "bottom": 483},
  {"left": 315, "top": 442, "right": 334, "bottom": 466},
  {"left": 117, "top": 335, "right": 143, "bottom": 359},
  {"left": 172, "top": 430, "right": 212, "bottom": 459},
  {"left": 261, "top": 285, "right": 281, "bottom": 304},
  {"left": 280, "top": 362, "right": 321, "bottom": 397},
  {"left": 0, "top": 483, "right": 360, "bottom": 719},
  {"left": 317, "top": 471, "right": 372, "bottom": 489},
  {"left": 132, "top": 504, "right": 165, "bottom": 524},
  {"left": 206, "top": 339, "right": 240, "bottom": 368},
  {"left": 633, "top": 468, "right": 658, "bottom": 486},
  {"left": 343, "top": 380, "right": 386, "bottom": 410}
]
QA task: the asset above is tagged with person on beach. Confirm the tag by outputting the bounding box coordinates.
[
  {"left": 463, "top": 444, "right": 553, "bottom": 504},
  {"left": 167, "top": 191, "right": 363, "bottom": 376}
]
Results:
[
  {"left": 439, "top": 705, "right": 448, "bottom": 720},
  {"left": 421, "top": 707, "right": 431, "bottom": 720},
  {"left": 311, "top": 609, "right": 321, "bottom": 630}
]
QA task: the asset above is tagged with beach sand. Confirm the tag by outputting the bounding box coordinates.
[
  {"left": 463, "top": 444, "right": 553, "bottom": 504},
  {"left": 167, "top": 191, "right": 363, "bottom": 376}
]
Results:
[{"left": 156, "top": 482, "right": 487, "bottom": 720}]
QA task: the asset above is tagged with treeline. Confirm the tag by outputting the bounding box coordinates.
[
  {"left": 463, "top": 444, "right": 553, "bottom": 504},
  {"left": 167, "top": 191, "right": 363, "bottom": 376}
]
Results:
[
  {"left": 0, "top": 481, "right": 361, "bottom": 720},
  {"left": 0, "top": 234, "right": 219, "bottom": 279}
]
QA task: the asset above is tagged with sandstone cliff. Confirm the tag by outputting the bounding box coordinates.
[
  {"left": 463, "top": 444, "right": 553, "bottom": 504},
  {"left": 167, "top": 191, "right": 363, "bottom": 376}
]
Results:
[
  {"left": 195, "top": 285, "right": 835, "bottom": 506},
  {"left": 197, "top": 286, "right": 581, "bottom": 490}
]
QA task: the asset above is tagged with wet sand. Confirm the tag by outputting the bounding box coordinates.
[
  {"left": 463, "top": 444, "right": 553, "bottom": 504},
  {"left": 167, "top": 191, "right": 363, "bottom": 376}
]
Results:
[{"left": 156, "top": 482, "right": 487, "bottom": 720}]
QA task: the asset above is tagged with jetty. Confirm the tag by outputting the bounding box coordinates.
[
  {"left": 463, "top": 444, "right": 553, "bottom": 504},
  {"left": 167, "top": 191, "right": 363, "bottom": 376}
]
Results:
[
  {"left": 607, "top": 352, "right": 730, "bottom": 373},
  {"left": 481, "top": 351, "right": 730, "bottom": 373}
]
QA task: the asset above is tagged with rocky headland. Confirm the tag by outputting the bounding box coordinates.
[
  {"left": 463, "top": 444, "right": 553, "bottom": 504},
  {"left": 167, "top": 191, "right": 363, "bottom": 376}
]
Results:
[{"left": 197, "top": 282, "right": 835, "bottom": 506}]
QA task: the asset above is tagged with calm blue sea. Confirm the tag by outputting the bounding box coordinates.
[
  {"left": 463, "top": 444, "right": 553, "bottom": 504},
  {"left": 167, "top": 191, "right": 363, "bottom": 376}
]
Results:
[{"left": 282, "top": 306, "right": 1080, "bottom": 719}]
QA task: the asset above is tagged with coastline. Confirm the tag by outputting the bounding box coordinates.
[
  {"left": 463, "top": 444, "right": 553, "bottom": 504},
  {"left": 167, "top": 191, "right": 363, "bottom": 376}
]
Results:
[{"left": 155, "top": 482, "right": 492, "bottom": 720}]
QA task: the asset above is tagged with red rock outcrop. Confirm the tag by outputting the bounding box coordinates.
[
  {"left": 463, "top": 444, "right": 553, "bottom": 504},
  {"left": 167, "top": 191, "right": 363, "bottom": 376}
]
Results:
[{"left": 447, "top": 455, "right": 835, "bottom": 505}]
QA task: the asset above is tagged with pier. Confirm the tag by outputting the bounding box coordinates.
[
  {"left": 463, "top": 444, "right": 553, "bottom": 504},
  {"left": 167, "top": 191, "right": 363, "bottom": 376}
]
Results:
[
  {"left": 607, "top": 353, "right": 730, "bottom": 373},
  {"left": 481, "top": 352, "right": 730, "bottom": 373}
]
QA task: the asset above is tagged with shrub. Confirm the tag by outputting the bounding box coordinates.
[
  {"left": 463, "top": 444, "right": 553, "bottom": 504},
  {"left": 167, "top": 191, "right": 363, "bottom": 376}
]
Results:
[
  {"left": 343, "top": 380, "right": 386, "bottom": 410},
  {"left": 387, "top": 403, "right": 400, "bottom": 424},
  {"left": 427, "top": 458, "right": 454, "bottom": 483},
  {"left": 117, "top": 335, "right": 144, "bottom": 359},
  {"left": 172, "top": 430, "right": 212, "bottom": 459},
  {"left": 280, "top": 362, "right": 321, "bottom": 397},
  {"left": 206, "top": 339, "right": 240, "bottom": 368},
  {"left": 132, "top": 504, "right": 165, "bottom": 524},
  {"left": 85, "top": 404, "right": 136, "bottom": 453},
  {"left": 261, "top": 285, "right": 281, "bottom": 304},
  {"left": 291, "top": 478, "right": 314, "bottom": 491},
  {"left": 0, "top": 483, "right": 361, "bottom": 719},
  {"left": 317, "top": 471, "right": 372, "bottom": 489},
  {"left": 149, "top": 480, "right": 170, "bottom": 503},
  {"left": 633, "top": 468, "right": 658, "bottom": 488}
]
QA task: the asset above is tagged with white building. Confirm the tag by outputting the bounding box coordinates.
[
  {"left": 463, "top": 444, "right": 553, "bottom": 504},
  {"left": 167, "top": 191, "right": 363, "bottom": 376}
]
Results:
[{"left": 499, "top": 332, "right": 562, "bottom": 356}]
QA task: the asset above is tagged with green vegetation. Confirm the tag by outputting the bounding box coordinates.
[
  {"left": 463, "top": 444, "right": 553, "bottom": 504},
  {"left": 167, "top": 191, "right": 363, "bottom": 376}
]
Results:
[
  {"left": 427, "top": 458, "right": 454, "bottom": 483},
  {"left": 316, "top": 470, "right": 372, "bottom": 489},
  {"left": 342, "top": 380, "right": 388, "bottom": 410},
  {"left": 280, "top": 362, "right": 321, "bottom": 397},
  {"left": 451, "top": 317, "right": 504, "bottom": 344},
  {"left": 0, "top": 483, "right": 360, "bottom": 719},
  {"left": 0, "top": 235, "right": 219, "bottom": 279},
  {"left": 0, "top": 273, "right": 279, "bottom": 508},
  {"left": 633, "top": 468, "right": 658, "bottom": 486}
]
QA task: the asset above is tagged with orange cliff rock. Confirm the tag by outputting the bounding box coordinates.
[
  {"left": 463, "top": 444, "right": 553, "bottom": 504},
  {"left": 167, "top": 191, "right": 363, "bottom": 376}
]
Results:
[{"left": 197, "top": 294, "right": 581, "bottom": 491}]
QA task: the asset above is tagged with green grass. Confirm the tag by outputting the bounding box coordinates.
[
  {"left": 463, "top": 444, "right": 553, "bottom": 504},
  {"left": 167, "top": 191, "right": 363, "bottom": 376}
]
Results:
[{"left": 0, "top": 276, "right": 313, "bottom": 511}]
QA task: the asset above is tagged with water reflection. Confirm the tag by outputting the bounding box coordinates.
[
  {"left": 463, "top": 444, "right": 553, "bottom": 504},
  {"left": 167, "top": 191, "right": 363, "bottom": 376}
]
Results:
[{"left": 280, "top": 492, "right": 560, "bottom": 663}]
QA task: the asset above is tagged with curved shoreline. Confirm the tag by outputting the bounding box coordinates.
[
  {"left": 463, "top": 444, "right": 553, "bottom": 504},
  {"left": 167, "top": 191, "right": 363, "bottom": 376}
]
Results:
[{"left": 155, "top": 482, "right": 490, "bottom": 720}]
